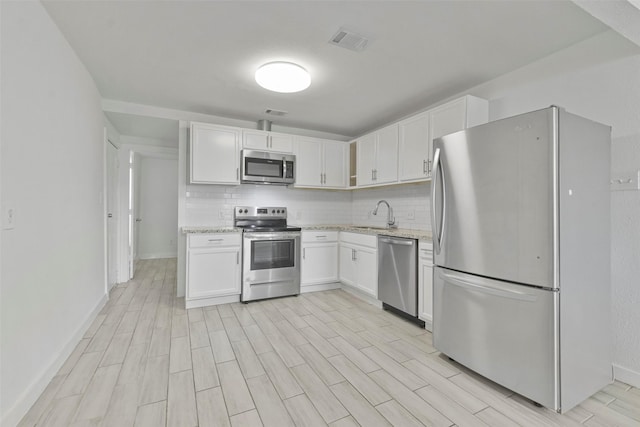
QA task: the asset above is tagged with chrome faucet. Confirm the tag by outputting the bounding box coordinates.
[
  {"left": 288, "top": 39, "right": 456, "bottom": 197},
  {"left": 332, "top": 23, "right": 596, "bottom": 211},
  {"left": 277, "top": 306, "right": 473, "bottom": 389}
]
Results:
[{"left": 372, "top": 199, "right": 396, "bottom": 228}]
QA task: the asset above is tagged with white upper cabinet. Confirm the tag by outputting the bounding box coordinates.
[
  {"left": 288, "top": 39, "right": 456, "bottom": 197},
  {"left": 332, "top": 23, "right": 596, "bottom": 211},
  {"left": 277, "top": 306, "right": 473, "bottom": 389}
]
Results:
[
  {"left": 429, "top": 95, "right": 489, "bottom": 143},
  {"left": 398, "top": 111, "right": 430, "bottom": 182},
  {"left": 396, "top": 95, "right": 488, "bottom": 184},
  {"left": 242, "top": 129, "right": 293, "bottom": 153},
  {"left": 357, "top": 123, "right": 398, "bottom": 186},
  {"left": 294, "top": 137, "right": 348, "bottom": 189},
  {"left": 190, "top": 122, "right": 240, "bottom": 185}
]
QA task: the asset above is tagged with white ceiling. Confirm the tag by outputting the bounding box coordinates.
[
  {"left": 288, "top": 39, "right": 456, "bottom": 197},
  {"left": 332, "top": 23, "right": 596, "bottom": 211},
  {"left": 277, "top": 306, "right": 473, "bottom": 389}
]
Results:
[{"left": 42, "top": 1, "right": 612, "bottom": 139}]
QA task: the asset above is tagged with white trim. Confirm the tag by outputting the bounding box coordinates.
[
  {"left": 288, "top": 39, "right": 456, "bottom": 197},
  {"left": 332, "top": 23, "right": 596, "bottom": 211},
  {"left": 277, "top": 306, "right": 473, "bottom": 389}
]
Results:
[
  {"left": 137, "top": 252, "right": 178, "bottom": 260},
  {"left": 185, "top": 294, "right": 240, "bottom": 309},
  {"left": 1, "top": 293, "right": 109, "bottom": 427},
  {"left": 613, "top": 363, "right": 640, "bottom": 388},
  {"left": 103, "top": 127, "right": 109, "bottom": 295},
  {"left": 301, "top": 282, "right": 342, "bottom": 293}
]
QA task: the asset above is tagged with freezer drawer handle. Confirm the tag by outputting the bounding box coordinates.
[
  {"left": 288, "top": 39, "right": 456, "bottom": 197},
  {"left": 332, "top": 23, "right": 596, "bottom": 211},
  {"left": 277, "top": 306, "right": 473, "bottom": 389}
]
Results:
[{"left": 441, "top": 272, "right": 539, "bottom": 302}]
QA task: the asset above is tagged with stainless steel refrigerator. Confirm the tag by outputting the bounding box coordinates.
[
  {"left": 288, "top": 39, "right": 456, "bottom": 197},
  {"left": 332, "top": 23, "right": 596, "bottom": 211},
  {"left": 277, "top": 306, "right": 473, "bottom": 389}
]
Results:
[{"left": 431, "top": 106, "right": 611, "bottom": 413}]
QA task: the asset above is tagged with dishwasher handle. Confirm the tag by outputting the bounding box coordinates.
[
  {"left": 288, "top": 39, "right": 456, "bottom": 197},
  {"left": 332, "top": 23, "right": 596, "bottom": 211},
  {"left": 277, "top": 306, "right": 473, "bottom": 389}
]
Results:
[{"left": 378, "top": 237, "right": 415, "bottom": 246}]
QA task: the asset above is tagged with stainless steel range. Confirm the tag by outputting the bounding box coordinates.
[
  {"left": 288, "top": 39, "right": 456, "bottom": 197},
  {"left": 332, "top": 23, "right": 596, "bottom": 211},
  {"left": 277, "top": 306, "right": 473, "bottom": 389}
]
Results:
[{"left": 234, "top": 206, "right": 301, "bottom": 302}]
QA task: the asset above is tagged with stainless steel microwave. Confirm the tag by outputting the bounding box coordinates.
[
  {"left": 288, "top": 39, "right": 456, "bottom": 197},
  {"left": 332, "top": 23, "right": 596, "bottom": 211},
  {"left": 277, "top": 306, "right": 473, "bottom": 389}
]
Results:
[{"left": 241, "top": 150, "right": 295, "bottom": 185}]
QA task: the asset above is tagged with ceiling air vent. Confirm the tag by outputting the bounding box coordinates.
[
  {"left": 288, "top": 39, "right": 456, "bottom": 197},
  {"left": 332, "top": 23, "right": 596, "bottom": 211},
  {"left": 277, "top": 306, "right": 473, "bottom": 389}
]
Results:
[
  {"left": 265, "top": 109, "right": 287, "bottom": 116},
  {"left": 329, "top": 28, "right": 369, "bottom": 52}
]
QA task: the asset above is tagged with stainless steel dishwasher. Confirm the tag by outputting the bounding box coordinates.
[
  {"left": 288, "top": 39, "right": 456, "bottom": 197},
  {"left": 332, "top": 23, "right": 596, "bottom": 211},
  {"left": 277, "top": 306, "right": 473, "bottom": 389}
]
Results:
[{"left": 377, "top": 235, "right": 424, "bottom": 326}]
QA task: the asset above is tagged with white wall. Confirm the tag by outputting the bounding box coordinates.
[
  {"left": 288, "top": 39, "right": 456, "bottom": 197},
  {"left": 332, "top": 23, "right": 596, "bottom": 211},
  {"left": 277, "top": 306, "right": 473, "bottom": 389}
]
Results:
[
  {"left": 137, "top": 156, "right": 178, "bottom": 259},
  {"left": 469, "top": 30, "right": 640, "bottom": 387},
  {"left": 0, "top": 2, "right": 107, "bottom": 425}
]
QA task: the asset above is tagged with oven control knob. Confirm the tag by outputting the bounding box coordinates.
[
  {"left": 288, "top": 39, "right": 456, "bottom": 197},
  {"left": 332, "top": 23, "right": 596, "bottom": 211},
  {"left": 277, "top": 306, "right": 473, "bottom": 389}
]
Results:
[
  {"left": 243, "top": 209, "right": 248, "bottom": 213},
  {"left": 272, "top": 209, "right": 276, "bottom": 214}
]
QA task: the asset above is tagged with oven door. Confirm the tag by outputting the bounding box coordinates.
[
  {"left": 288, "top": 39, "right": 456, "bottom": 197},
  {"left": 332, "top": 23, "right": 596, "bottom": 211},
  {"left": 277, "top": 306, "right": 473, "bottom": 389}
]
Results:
[{"left": 242, "top": 232, "right": 301, "bottom": 301}]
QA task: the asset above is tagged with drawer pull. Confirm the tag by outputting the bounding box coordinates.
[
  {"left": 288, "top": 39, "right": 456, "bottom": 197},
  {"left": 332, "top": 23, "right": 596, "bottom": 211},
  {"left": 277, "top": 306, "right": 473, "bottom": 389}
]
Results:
[{"left": 208, "top": 238, "right": 224, "bottom": 242}]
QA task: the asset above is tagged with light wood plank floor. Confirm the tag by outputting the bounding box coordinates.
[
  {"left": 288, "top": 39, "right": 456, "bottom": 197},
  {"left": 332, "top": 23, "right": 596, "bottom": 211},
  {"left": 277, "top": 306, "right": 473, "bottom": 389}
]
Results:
[{"left": 19, "top": 258, "right": 640, "bottom": 426}]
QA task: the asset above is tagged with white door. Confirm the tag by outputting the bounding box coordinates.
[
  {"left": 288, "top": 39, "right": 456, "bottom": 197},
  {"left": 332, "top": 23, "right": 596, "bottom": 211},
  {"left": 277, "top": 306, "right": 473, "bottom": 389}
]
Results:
[
  {"left": 323, "top": 141, "right": 347, "bottom": 188},
  {"left": 294, "top": 137, "right": 323, "bottom": 187},
  {"left": 399, "top": 112, "right": 430, "bottom": 181},
  {"left": 106, "top": 141, "right": 119, "bottom": 289},
  {"left": 375, "top": 123, "right": 399, "bottom": 184},
  {"left": 131, "top": 152, "right": 140, "bottom": 276},
  {"left": 137, "top": 155, "right": 178, "bottom": 260},
  {"left": 357, "top": 133, "right": 376, "bottom": 186}
]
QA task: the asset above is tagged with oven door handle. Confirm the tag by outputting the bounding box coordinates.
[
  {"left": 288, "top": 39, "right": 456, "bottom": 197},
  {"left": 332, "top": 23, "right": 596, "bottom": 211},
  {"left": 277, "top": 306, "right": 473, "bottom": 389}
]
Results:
[{"left": 243, "top": 232, "right": 301, "bottom": 240}]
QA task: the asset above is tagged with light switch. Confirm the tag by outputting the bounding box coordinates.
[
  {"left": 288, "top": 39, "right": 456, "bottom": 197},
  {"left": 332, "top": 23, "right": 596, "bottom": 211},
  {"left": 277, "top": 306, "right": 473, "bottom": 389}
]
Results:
[
  {"left": 3, "top": 206, "right": 15, "bottom": 230},
  {"left": 610, "top": 170, "right": 640, "bottom": 191}
]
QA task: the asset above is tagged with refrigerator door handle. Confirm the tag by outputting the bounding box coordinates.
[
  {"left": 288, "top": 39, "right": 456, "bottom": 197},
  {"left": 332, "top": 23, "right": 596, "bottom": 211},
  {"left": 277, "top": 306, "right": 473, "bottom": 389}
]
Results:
[
  {"left": 431, "top": 148, "right": 445, "bottom": 254},
  {"left": 441, "top": 271, "right": 539, "bottom": 302}
]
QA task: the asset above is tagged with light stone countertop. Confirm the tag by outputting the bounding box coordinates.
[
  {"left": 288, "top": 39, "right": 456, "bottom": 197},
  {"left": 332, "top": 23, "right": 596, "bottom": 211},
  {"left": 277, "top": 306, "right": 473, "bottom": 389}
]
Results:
[
  {"left": 182, "top": 224, "right": 431, "bottom": 241},
  {"left": 302, "top": 225, "right": 432, "bottom": 241},
  {"left": 181, "top": 226, "right": 241, "bottom": 234}
]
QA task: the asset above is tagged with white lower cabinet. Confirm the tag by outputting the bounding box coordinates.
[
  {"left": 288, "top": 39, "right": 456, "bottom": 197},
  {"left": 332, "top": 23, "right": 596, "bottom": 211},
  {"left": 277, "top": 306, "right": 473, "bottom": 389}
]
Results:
[
  {"left": 418, "top": 241, "right": 434, "bottom": 330},
  {"left": 186, "top": 233, "right": 241, "bottom": 308},
  {"left": 301, "top": 231, "right": 339, "bottom": 291},
  {"left": 339, "top": 232, "right": 378, "bottom": 298}
]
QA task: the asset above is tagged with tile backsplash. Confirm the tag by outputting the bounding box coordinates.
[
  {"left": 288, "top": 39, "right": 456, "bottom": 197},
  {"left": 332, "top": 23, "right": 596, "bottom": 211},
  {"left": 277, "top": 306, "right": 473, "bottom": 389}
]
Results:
[
  {"left": 185, "top": 181, "right": 431, "bottom": 230},
  {"left": 351, "top": 182, "right": 430, "bottom": 230}
]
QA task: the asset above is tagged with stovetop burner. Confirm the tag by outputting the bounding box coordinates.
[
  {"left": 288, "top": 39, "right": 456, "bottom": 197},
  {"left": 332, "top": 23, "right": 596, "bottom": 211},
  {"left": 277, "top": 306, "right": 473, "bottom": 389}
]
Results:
[{"left": 234, "top": 206, "right": 300, "bottom": 232}]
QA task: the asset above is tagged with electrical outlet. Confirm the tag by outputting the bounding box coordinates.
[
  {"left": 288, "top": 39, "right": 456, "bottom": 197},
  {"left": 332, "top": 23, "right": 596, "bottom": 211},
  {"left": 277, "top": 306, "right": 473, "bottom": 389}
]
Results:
[{"left": 407, "top": 210, "right": 415, "bottom": 220}]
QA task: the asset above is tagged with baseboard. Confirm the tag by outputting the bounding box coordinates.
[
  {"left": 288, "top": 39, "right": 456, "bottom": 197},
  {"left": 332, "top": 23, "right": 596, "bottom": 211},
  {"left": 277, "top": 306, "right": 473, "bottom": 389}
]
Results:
[
  {"left": 138, "top": 251, "right": 177, "bottom": 260},
  {"left": 301, "top": 282, "right": 341, "bottom": 293},
  {"left": 185, "top": 294, "right": 240, "bottom": 309},
  {"left": 2, "top": 292, "right": 109, "bottom": 427},
  {"left": 340, "top": 283, "right": 382, "bottom": 308},
  {"left": 613, "top": 363, "right": 640, "bottom": 388}
]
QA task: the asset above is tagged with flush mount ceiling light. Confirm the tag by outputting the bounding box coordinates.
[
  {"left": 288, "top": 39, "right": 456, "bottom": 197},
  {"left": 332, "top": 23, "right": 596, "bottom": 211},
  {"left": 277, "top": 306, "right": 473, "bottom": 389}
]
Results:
[{"left": 255, "top": 61, "right": 311, "bottom": 93}]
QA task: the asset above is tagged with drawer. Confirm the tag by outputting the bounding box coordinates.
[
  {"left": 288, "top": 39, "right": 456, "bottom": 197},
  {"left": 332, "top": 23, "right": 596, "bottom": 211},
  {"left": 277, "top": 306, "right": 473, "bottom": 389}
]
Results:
[
  {"left": 340, "top": 231, "right": 377, "bottom": 248},
  {"left": 302, "top": 230, "right": 338, "bottom": 243},
  {"left": 188, "top": 233, "right": 241, "bottom": 248}
]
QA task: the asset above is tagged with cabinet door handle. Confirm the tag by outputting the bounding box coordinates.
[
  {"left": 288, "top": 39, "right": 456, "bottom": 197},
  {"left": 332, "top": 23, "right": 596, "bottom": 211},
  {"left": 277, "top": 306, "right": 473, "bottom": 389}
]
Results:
[
  {"left": 427, "top": 159, "right": 432, "bottom": 174},
  {"left": 303, "top": 248, "right": 306, "bottom": 259},
  {"left": 423, "top": 160, "right": 427, "bottom": 174},
  {"left": 371, "top": 170, "right": 374, "bottom": 181},
  {"left": 236, "top": 167, "right": 239, "bottom": 180}
]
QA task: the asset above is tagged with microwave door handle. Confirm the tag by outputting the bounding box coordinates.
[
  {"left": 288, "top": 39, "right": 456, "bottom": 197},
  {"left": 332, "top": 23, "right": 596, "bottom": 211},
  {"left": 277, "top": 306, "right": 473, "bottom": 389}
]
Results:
[{"left": 282, "top": 157, "right": 287, "bottom": 180}]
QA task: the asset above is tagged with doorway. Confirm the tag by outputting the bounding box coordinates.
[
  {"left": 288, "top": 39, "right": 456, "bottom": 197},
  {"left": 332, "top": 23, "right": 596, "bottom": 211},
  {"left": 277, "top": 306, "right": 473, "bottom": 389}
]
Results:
[{"left": 134, "top": 154, "right": 178, "bottom": 260}]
